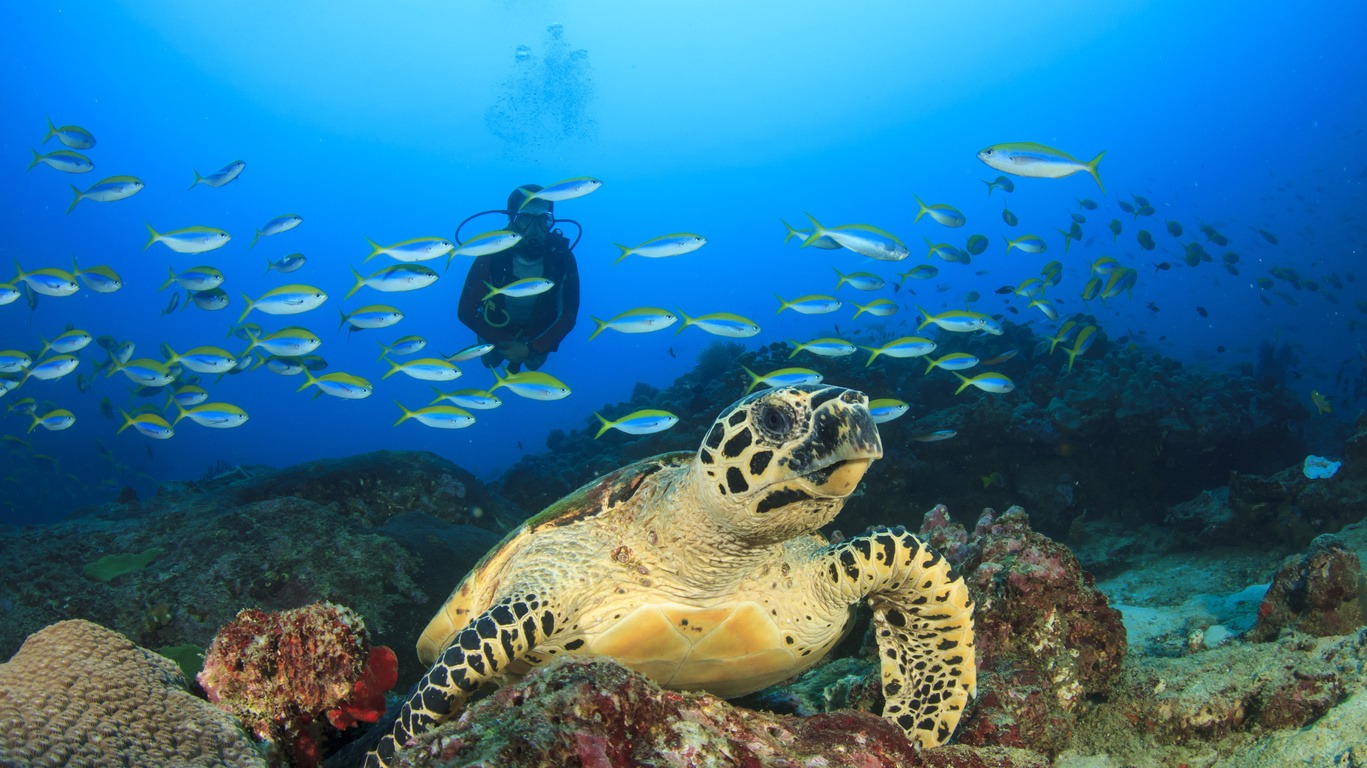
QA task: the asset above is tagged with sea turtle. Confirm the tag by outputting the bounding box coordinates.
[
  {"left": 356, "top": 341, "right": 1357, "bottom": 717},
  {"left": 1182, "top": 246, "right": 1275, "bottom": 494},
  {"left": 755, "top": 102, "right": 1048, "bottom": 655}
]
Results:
[{"left": 365, "top": 384, "right": 975, "bottom": 767}]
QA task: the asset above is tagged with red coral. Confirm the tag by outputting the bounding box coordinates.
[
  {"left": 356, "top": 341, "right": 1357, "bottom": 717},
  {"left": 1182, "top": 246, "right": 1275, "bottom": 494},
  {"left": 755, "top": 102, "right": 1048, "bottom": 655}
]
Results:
[{"left": 327, "top": 645, "right": 398, "bottom": 730}]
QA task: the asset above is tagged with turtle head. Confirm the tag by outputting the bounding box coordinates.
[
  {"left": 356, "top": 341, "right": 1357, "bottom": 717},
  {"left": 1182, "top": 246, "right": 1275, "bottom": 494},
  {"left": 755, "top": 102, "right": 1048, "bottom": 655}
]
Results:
[{"left": 694, "top": 384, "right": 883, "bottom": 545}]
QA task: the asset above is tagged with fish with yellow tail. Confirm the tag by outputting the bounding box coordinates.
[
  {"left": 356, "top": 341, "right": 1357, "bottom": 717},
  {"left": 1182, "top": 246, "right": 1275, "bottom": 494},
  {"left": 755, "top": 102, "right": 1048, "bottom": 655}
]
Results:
[
  {"left": 394, "top": 402, "right": 475, "bottom": 429},
  {"left": 951, "top": 371, "right": 1015, "bottom": 395},
  {"left": 588, "top": 307, "right": 677, "bottom": 340},
  {"left": 594, "top": 409, "right": 679, "bottom": 438},
  {"left": 1062, "top": 326, "right": 1098, "bottom": 373},
  {"left": 742, "top": 366, "right": 822, "bottom": 394},
  {"left": 977, "top": 142, "right": 1106, "bottom": 192},
  {"left": 490, "top": 369, "right": 571, "bottom": 401},
  {"left": 297, "top": 370, "right": 373, "bottom": 399},
  {"left": 800, "top": 213, "right": 910, "bottom": 261},
  {"left": 912, "top": 195, "right": 966, "bottom": 228}
]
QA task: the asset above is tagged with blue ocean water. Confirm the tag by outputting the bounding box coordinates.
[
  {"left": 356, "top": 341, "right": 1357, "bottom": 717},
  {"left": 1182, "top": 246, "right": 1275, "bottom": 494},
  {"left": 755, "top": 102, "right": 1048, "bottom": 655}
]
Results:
[{"left": 2, "top": 1, "right": 1364, "bottom": 526}]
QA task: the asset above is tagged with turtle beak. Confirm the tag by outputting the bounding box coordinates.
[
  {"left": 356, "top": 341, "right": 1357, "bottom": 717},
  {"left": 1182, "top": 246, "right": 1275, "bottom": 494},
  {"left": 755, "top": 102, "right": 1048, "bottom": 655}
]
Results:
[{"left": 802, "top": 457, "right": 873, "bottom": 496}]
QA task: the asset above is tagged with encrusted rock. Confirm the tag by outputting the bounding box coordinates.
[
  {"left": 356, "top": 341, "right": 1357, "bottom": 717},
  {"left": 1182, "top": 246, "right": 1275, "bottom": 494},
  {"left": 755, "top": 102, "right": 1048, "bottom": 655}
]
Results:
[
  {"left": 1248, "top": 534, "right": 1367, "bottom": 641},
  {"left": 384, "top": 655, "right": 1047, "bottom": 768},
  {"left": 926, "top": 506, "right": 1126, "bottom": 755}
]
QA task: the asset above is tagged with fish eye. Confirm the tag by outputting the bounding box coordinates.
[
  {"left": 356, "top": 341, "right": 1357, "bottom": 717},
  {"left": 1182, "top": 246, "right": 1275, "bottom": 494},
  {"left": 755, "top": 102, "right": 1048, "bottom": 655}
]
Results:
[{"left": 983, "top": 149, "right": 993, "bottom": 155}]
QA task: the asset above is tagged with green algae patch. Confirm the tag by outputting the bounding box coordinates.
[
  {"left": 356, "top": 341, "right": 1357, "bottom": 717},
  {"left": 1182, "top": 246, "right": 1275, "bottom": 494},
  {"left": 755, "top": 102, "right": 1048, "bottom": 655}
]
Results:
[
  {"left": 156, "top": 644, "right": 205, "bottom": 681},
  {"left": 82, "top": 547, "right": 165, "bottom": 583}
]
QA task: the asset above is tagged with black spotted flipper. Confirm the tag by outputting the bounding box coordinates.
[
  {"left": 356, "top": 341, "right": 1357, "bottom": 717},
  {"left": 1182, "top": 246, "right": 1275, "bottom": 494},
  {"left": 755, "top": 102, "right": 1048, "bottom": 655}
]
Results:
[
  {"left": 819, "top": 525, "right": 976, "bottom": 748},
  {"left": 363, "top": 593, "right": 563, "bottom": 768}
]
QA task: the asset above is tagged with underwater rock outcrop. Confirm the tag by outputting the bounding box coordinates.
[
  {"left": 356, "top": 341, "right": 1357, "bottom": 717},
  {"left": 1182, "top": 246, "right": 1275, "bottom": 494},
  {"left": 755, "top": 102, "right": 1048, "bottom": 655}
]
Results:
[
  {"left": 0, "top": 450, "right": 509, "bottom": 687},
  {"left": 1248, "top": 534, "right": 1366, "bottom": 641},
  {"left": 921, "top": 505, "right": 1127, "bottom": 755},
  {"left": 0, "top": 619, "right": 265, "bottom": 768},
  {"left": 199, "top": 602, "right": 398, "bottom": 767},
  {"left": 375, "top": 655, "right": 1046, "bottom": 768}
]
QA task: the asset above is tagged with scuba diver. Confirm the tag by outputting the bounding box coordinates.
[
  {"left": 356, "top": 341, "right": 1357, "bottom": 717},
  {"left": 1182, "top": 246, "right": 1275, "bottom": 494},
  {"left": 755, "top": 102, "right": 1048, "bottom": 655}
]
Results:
[{"left": 456, "top": 184, "right": 581, "bottom": 373}]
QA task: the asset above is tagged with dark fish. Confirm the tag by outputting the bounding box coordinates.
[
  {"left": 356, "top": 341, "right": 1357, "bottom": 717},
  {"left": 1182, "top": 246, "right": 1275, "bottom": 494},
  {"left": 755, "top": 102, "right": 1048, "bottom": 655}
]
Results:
[
  {"left": 1071, "top": 213, "right": 1086, "bottom": 224},
  {"left": 995, "top": 285, "right": 1014, "bottom": 295},
  {"left": 1137, "top": 230, "right": 1155, "bottom": 250},
  {"left": 161, "top": 292, "right": 180, "bottom": 315},
  {"left": 1152, "top": 262, "right": 1171, "bottom": 272},
  {"left": 1002, "top": 205, "right": 1018, "bottom": 227},
  {"left": 1258, "top": 229, "right": 1279, "bottom": 244},
  {"left": 1222, "top": 251, "right": 1240, "bottom": 264},
  {"left": 965, "top": 233, "right": 989, "bottom": 255},
  {"left": 1006, "top": 306, "right": 1019, "bottom": 314},
  {"left": 1166, "top": 220, "right": 1183, "bottom": 237},
  {"left": 99, "top": 397, "right": 114, "bottom": 419},
  {"left": 1224, "top": 264, "right": 1240, "bottom": 276},
  {"left": 980, "top": 349, "right": 1018, "bottom": 365},
  {"left": 1077, "top": 198, "right": 1098, "bottom": 210},
  {"left": 1109, "top": 219, "right": 1122, "bottom": 240},
  {"left": 1196, "top": 306, "right": 1208, "bottom": 317},
  {"left": 1118, "top": 200, "right": 1135, "bottom": 214},
  {"left": 1146, "top": 302, "right": 1160, "bottom": 313},
  {"left": 1217, "top": 345, "right": 1226, "bottom": 353}
]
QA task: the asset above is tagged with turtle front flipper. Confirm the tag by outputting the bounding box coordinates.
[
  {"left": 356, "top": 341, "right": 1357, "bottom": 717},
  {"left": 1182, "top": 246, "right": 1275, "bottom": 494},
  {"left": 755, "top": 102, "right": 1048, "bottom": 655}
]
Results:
[
  {"left": 819, "top": 525, "right": 976, "bottom": 748},
  {"left": 364, "top": 594, "right": 565, "bottom": 768}
]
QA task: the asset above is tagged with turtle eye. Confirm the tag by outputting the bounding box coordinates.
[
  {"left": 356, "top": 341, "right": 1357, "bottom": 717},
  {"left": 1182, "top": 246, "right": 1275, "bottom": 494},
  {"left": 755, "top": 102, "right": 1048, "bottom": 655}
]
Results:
[{"left": 757, "top": 403, "right": 792, "bottom": 436}]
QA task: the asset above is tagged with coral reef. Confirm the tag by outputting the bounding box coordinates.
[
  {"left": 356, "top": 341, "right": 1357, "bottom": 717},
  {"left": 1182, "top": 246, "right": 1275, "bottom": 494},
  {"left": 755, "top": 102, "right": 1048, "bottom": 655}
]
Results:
[
  {"left": 493, "top": 324, "right": 1304, "bottom": 541},
  {"left": 376, "top": 656, "right": 1047, "bottom": 768},
  {"left": 200, "top": 602, "right": 397, "bottom": 767},
  {"left": 922, "top": 506, "right": 1127, "bottom": 755},
  {"left": 0, "top": 619, "right": 265, "bottom": 768},
  {"left": 1247, "top": 534, "right": 1366, "bottom": 641},
  {"left": 0, "top": 450, "right": 510, "bottom": 687}
]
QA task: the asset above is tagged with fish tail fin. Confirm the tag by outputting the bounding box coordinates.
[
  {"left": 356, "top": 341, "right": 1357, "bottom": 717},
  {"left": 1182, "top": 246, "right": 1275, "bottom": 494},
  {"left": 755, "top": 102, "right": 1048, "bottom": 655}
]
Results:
[
  {"left": 171, "top": 400, "right": 190, "bottom": 426},
  {"left": 188, "top": 169, "right": 202, "bottom": 190},
  {"left": 364, "top": 238, "right": 383, "bottom": 262},
  {"left": 296, "top": 368, "right": 318, "bottom": 392},
  {"left": 66, "top": 185, "right": 83, "bottom": 214},
  {"left": 1002, "top": 234, "right": 1014, "bottom": 253},
  {"left": 1086, "top": 150, "right": 1106, "bottom": 193},
  {"left": 338, "top": 310, "right": 349, "bottom": 331},
  {"left": 781, "top": 219, "right": 801, "bottom": 244},
  {"left": 912, "top": 193, "right": 928, "bottom": 222},
  {"left": 265, "top": 258, "right": 276, "bottom": 275},
  {"left": 799, "top": 212, "right": 822, "bottom": 247},
  {"left": 787, "top": 340, "right": 803, "bottom": 360},
  {"left": 159, "top": 266, "right": 177, "bottom": 292},
  {"left": 346, "top": 267, "right": 364, "bottom": 299},
  {"left": 593, "top": 412, "right": 613, "bottom": 439},
  {"left": 612, "top": 244, "right": 631, "bottom": 264},
  {"left": 482, "top": 281, "right": 499, "bottom": 302},
  {"left": 26, "top": 149, "right": 40, "bottom": 172},
  {"left": 380, "top": 357, "right": 400, "bottom": 380},
  {"left": 428, "top": 386, "right": 446, "bottom": 405},
  {"left": 249, "top": 229, "right": 261, "bottom": 249},
  {"left": 742, "top": 365, "right": 761, "bottom": 395},
  {"left": 43, "top": 117, "right": 57, "bottom": 144},
  {"left": 774, "top": 292, "right": 789, "bottom": 315},
  {"left": 862, "top": 347, "right": 879, "bottom": 367},
  {"left": 159, "top": 342, "right": 177, "bottom": 362},
  {"left": 916, "top": 305, "right": 934, "bottom": 330},
  {"left": 924, "top": 357, "right": 938, "bottom": 375},
  {"left": 26, "top": 414, "right": 39, "bottom": 434},
  {"left": 116, "top": 409, "right": 133, "bottom": 435},
  {"left": 237, "top": 295, "right": 255, "bottom": 324},
  {"left": 143, "top": 222, "right": 159, "bottom": 251},
  {"left": 952, "top": 371, "right": 972, "bottom": 395},
  {"left": 587, "top": 317, "right": 607, "bottom": 341},
  {"left": 377, "top": 341, "right": 393, "bottom": 361},
  {"left": 675, "top": 309, "right": 692, "bottom": 335},
  {"left": 393, "top": 400, "right": 413, "bottom": 426},
  {"left": 983, "top": 179, "right": 994, "bottom": 196},
  {"left": 832, "top": 266, "right": 848, "bottom": 289}
]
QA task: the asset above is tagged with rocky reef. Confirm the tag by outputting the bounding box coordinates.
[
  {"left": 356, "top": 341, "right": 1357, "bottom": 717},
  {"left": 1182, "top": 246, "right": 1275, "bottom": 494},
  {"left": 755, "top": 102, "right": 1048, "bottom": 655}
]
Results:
[
  {"left": 0, "top": 450, "right": 510, "bottom": 687},
  {"left": 496, "top": 328, "right": 1306, "bottom": 540}
]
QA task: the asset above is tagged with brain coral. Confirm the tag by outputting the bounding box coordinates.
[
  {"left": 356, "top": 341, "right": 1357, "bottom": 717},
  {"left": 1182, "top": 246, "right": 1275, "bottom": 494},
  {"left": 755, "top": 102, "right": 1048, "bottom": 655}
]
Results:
[{"left": 0, "top": 619, "right": 265, "bottom": 768}]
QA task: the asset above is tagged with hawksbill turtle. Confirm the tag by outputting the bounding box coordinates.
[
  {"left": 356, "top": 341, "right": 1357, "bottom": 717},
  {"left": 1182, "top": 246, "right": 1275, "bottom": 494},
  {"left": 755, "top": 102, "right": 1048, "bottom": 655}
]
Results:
[{"left": 365, "top": 384, "right": 975, "bottom": 766}]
